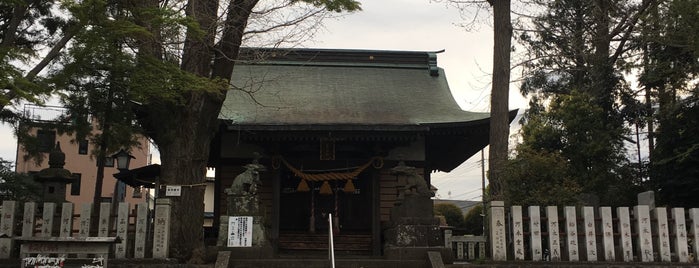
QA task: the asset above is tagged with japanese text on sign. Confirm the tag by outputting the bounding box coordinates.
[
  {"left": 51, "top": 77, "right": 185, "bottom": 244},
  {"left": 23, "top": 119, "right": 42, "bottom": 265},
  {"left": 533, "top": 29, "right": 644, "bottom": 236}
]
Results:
[{"left": 228, "top": 216, "right": 253, "bottom": 247}]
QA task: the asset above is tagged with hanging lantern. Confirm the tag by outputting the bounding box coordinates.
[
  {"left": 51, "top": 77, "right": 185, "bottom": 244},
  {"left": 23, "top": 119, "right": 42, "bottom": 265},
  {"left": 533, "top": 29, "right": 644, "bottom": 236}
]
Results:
[
  {"left": 343, "top": 178, "right": 356, "bottom": 193},
  {"left": 297, "top": 178, "right": 310, "bottom": 192},
  {"left": 319, "top": 180, "right": 333, "bottom": 195}
]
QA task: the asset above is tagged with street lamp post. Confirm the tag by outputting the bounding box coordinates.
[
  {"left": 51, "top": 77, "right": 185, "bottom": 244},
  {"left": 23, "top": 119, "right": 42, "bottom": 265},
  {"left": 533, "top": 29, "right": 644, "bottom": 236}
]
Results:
[{"left": 111, "top": 149, "right": 134, "bottom": 205}]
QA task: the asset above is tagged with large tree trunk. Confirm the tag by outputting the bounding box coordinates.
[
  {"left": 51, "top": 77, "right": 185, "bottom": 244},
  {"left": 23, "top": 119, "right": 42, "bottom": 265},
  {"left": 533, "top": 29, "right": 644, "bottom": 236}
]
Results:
[
  {"left": 487, "top": 0, "right": 512, "bottom": 199},
  {"left": 154, "top": 91, "right": 225, "bottom": 260},
  {"left": 138, "top": 0, "right": 258, "bottom": 261}
]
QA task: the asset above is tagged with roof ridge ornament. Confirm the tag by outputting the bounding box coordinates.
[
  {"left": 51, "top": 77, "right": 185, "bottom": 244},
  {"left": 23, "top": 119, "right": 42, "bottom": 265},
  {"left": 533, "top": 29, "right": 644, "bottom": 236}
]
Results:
[{"left": 427, "top": 52, "right": 439, "bottom": 76}]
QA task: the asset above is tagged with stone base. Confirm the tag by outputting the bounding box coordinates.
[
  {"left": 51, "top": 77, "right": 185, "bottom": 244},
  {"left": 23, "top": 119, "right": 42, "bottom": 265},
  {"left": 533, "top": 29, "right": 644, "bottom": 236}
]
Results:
[
  {"left": 217, "top": 244, "right": 275, "bottom": 259},
  {"left": 384, "top": 247, "right": 453, "bottom": 264},
  {"left": 384, "top": 224, "right": 442, "bottom": 247}
]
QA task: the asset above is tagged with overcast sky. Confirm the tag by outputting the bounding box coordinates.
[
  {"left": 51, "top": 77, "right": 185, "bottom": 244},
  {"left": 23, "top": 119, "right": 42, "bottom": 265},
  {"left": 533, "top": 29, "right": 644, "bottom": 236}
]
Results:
[{"left": 1, "top": 0, "right": 528, "bottom": 201}]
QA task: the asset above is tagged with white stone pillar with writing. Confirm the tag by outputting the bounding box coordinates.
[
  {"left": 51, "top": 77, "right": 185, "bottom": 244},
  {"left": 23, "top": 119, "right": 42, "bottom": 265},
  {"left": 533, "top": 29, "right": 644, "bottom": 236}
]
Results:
[
  {"left": 489, "top": 201, "right": 507, "bottom": 261},
  {"left": 529, "top": 206, "right": 542, "bottom": 261},
  {"left": 115, "top": 202, "right": 129, "bottom": 258},
  {"left": 690, "top": 208, "right": 699, "bottom": 263},
  {"left": 98, "top": 202, "right": 110, "bottom": 237},
  {"left": 22, "top": 202, "right": 36, "bottom": 237},
  {"left": 78, "top": 203, "right": 91, "bottom": 238},
  {"left": 671, "top": 208, "right": 689, "bottom": 262},
  {"left": 564, "top": 206, "right": 579, "bottom": 261},
  {"left": 153, "top": 198, "right": 171, "bottom": 258},
  {"left": 134, "top": 203, "right": 148, "bottom": 258},
  {"left": 41, "top": 202, "right": 55, "bottom": 237},
  {"left": 582, "top": 206, "right": 597, "bottom": 261},
  {"left": 617, "top": 207, "right": 633, "bottom": 262},
  {"left": 546, "top": 206, "right": 561, "bottom": 261},
  {"left": 511, "top": 206, "right": 525, "bottom": 260},
  {"left": 635, "top": 205, "right": 654, "bottom": 262},
  {"left": 599, "top": 207, "right": 614, "bottom": 261},
  {"left": 0, "top": 201, "right": 17, "bottom": 258},
  {"left": 654, "top": 207, "right": 671, "bottom": 262},
  {"left": 59, "top": 203, "right": 73, "bottom": 237}
]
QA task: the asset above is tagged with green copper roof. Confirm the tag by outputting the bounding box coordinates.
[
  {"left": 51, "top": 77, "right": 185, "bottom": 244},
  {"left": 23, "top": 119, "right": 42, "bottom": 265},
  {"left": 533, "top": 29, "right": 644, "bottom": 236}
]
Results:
[{"left": 219, "top": 48, "right": 489, "bottom": 130}]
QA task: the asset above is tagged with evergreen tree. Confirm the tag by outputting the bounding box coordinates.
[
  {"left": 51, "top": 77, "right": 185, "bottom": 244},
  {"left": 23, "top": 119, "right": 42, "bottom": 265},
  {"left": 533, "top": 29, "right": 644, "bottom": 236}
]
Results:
[
  {"left": 509, "top": 0, "right": 657, "bottom": 205},
  {"left": 638, "top": 0, "right": 699, "bottom": 206}
]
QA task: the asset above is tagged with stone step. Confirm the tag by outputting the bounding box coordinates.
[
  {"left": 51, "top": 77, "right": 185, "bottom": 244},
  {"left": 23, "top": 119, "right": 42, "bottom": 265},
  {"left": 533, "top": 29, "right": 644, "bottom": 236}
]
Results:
[{"left": 229, "top": 258, "right": 428, "bottom": 268}]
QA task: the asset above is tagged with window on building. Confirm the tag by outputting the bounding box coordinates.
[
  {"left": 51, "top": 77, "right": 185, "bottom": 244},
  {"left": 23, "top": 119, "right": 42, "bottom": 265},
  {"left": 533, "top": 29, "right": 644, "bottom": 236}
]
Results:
[
  {"left": 78, "top": 140, "right": 88, "bottom": 155},
  {"left": 37, "top": 130, "right": 56, "bottom": 152},
  {"left": 96, "top": 157, "right": 114, "bottom": 167},
  {"left": 71, "top": 173, "right": 81, "bottom": 195}
]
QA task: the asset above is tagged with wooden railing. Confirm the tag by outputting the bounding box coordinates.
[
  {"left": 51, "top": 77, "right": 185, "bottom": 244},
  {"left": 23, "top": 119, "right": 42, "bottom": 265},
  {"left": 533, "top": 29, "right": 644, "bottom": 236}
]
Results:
[
  {"left": 487, "top": 201, "right": 699, "bottom": 263},
  {"left": 0, "top": 199, "right": 172, "bottom": 261}
]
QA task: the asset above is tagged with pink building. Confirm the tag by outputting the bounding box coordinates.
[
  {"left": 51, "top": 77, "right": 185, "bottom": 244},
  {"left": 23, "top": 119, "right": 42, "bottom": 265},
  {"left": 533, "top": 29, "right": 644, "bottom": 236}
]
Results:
[{"left": 14, "top": 108, "right": 151, "bottom": 206}]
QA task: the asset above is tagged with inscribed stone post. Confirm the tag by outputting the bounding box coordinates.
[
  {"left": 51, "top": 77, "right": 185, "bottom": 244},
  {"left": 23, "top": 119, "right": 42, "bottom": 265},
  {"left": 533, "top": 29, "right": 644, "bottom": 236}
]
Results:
[
  {"left": 153, "top": 198, "right": 171, "bottom": 258},
  {"left": 60, "top": 203, "right": 73, "bottom": 237},
  {"left": 671, "top": 208, "right": 689, "bottom": 262},
  {"left": 489, "top": 201, "right": 506, "bottom": 261},
  {"left": 479, "top": 242, "right": 485, "bottom": 259},
  {"left": 654, "top": 207, "right": 671, "bottom": 262},
  {"left": 467, "top": 241, "right": 475, "bottom": 259},
  {"left": 617, "top": 207, "right": 632, "bottom": 262},
  {"left": 134, "top": 203, "right": 148, "bottom": 258},
  {"left": 690, "top": 208, "right": 699, "bottom": 263},
  {"left": 41, "top": 202, "right": 55, "bottom": 237},
  {"left": 599, "top": 207, "right": 614, "bottom": 261},
  {"left": 98, "top": 202, "right": 110, "bottom": 237},
  {"left": 511, "top": 206, "right": 525, "bottom": 260},
  {"left": 115, "top": 202, "right": 129, "bottom": 258},
  {"left": 0, "top": 201, "right": 17, "bottom": 258},
  {"left": 634, "top": 205, "right": 653, "bottom": 262},
  {"left": 564, "top": 206, "right": 579, "bottom": 261},
  {"left": 78, "top": 203, "right": 91, "bottom": 238},
  {"left": 546, "top": 206, "right": 561, "bottom": 261},
  {"left": 582, "top": 206, "right": 597, "bottom": 261},
  {"left": 22, "top": 202, "right": 36, "bottom": 237},
  {"left": 443, "top": 229, "right": 452, "bottom": 248},
  {"left": 529, "top": 206, "right": 542, "bottom": 261}
]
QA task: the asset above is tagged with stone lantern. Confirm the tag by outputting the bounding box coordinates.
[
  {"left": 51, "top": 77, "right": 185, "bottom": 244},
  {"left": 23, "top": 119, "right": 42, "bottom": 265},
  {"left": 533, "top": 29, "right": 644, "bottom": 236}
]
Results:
[{"left": 34, "top": 142, "right": 75, "bottom": 203}]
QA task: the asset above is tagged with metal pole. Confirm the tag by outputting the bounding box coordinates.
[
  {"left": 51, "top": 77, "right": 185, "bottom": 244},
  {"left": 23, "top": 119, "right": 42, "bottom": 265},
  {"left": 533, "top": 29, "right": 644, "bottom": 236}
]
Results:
[{"left": 328, "top": 213, "right": 335, "bottom": 268}]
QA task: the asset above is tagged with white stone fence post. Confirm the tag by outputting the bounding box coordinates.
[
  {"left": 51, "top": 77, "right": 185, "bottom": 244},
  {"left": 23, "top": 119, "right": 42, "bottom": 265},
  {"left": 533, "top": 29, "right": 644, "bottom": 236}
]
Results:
[{"left": 0, "top": 200, "right": 166, "bottom": 260}]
